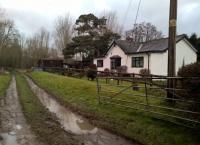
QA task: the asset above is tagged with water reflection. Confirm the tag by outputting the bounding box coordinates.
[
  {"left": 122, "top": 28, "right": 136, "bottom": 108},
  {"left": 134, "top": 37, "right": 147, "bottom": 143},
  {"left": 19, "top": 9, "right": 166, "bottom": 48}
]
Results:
[
  {"left": 26, "top": 77, "right": 133, "bottom": 145},
  {"left": 0, "top": 133, "right": 18, "bottom": 145}
]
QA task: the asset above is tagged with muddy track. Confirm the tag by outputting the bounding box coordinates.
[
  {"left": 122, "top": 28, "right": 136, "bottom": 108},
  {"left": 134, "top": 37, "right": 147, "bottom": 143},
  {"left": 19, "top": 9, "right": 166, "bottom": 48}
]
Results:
[
  {"left": 0, "top": 76, "right": 43, "bottom": 145},
  {"left": 26, "top": 76, "right": 136, "bottom": 145},
  {"left": 0, "top": 75, "right": 136, "bottom": 145}
]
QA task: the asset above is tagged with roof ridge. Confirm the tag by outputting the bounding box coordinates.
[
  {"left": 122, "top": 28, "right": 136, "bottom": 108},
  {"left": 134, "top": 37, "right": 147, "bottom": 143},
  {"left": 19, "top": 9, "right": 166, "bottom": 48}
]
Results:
[
  {"left": 141, "top": 34, "right": 186, "bottom": 44},
  {"left": 116, "top": 34, "right": 186, "bottom": 44},
  {"left": 99, "top": 34, "right": 187, "bottom": 58}
]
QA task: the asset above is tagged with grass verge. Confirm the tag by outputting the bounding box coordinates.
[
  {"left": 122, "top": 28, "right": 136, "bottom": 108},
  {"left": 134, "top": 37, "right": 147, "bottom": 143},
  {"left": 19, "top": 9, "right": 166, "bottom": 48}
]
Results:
[
  {"left": 0, "top": 74, "right": 11, "bottom": 98},
  {"left": 16, "top": 74, "right": 80, "bottom": 145},
  {"left": 30, "top": 72, "right": 200, "bottom": 145},
  {"left": 0, "top": 73, "right": 11, "bottom": 129}
]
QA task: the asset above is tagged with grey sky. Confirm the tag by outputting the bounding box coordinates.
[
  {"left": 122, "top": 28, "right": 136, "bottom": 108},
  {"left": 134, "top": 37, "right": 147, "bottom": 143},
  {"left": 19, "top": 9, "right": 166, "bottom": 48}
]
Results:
[{"left": 0, "top": 0, "right": 200, "bottom": 37}]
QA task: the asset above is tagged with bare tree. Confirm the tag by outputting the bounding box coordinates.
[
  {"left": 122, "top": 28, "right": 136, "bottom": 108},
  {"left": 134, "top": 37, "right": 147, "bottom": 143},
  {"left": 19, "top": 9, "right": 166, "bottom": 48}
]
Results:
[
  {"left": 54, "top": 14, "right": 74, "bottom": 52},
  {"left": 126, "top": 22, "right": 163, "bottom": 43},
  {"left": 48, "top": 48, "right": 59, "bottom": 58},
  {"left": 23, "top": 28, "right": 51, "bottom": 66},
  {"left": 0, "top": 7, "right": 52, "bottom": 68},
  {"left": 0, "top": 19, "right": 16, "bottom": 51},
  {"left": 0, "top": 7, "right": 22, "bottom": 68},
  {"left": 100, "top": 11, "right": 122, "bottom": 34},
  {"left": 38, "top": 27, "right": 50, "bottom": 49}
]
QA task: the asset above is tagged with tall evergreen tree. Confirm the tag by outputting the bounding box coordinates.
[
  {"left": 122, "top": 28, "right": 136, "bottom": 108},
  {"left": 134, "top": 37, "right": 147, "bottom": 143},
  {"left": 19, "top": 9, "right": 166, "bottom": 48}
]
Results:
[
  {"left": 188, "top": 33, "right": 200, "bottom": 61},
  {"left": 63, "top": 13, "right": 120, "bottom": 60}
]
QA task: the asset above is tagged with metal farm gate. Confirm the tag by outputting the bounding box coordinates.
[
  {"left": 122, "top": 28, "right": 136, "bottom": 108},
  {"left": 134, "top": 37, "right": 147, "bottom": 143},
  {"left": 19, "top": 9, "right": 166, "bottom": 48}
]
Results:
[{"left": 96, "top": 73, "right": 200, "bottom": 129}]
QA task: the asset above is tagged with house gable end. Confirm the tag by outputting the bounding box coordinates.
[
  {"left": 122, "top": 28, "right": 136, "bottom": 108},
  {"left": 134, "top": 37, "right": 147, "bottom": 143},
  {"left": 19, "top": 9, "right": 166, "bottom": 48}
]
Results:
[
  {"left": 181, "top": 38, "right": 198, "bottom": 53},
  {"left": 105, "top": 44, "right": 126, "bottom": 58}
]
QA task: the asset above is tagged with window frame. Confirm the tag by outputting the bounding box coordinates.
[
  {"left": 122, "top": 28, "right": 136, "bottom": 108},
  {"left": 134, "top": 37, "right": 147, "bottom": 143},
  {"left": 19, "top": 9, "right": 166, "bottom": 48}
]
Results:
[
  {"left": 97, "top": 59, "right": 103, "bottom": 67},
  {"left": 111, "top": 58, "right": 121, "bottom": 69},
  {"left": 132, "top": 57, "right": 144, "bottom": 68}
]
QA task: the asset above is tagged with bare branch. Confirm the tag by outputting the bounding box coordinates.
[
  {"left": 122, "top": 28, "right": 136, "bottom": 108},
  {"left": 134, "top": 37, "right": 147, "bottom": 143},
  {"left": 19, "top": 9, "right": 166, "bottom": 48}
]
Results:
[{"left": 53, "top": 14, "right": 74, "bottom": 51}]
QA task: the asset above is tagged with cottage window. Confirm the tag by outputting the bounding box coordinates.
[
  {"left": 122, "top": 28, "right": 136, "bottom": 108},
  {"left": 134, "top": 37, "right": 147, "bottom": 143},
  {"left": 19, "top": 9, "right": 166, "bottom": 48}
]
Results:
[
  {"left": 97, "top": 60, "right": 103, "bottom": 67},
  {"left": 132, "top": 57, "right": 144, "bottom": 68},
  {"left": 111, "top": 58, "right": 121, "bottom": 69}
]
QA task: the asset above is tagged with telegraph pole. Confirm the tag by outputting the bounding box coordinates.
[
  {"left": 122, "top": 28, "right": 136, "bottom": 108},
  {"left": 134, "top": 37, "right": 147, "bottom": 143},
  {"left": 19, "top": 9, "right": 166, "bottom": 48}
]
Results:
[{"left": 167, "top": 0, "right": 177, "bottom": 98}]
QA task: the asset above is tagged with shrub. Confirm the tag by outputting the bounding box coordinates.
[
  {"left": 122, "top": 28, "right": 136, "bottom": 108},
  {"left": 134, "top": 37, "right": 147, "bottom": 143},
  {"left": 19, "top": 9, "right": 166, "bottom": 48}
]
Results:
[
  {"left": 104, "top": 68, "right": 110, "bottom": 76},
  {"left": 178, "top": 62, "right": 200, "bottom": 77},
  {"left": 178, "top": 62, "right": 200, "bottom": 111},
  {"left": 104, "top": 68, "right": 110, "bottom": 72},
  {"left": 117, "top": 66, "right": 127, "bottom": 74},
  {"left": 87, "top": 64, "right": 97, "bottom": 81},
  {"left": 78, "top": 70, "right": 85, "bottom": 78},
  {"left": 117, "top": 66, "right": 130, "bottom": 77},
  {"left": 139, "top": 68, "right": 150, "bottom": 76}
]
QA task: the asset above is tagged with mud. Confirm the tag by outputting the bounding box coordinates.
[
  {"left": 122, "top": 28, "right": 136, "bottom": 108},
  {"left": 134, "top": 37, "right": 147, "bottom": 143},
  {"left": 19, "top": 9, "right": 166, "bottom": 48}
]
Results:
[
  {"left": 26, "top": 76, "right": 136, "bottom": 145},
  {"left": 0, "top": 77, "right": 43, "bottom": 145}
]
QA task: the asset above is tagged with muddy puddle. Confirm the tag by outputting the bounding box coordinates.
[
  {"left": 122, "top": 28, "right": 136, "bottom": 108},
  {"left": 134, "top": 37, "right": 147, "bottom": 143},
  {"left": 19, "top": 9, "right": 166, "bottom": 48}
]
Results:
[
  {"left": 1, "top": 133, "right": 18, "bottom": 145},
  {"left": 26, "top": 76, "right": 135, "bottom": 145},
  {"left": 0, "top": 77, "right": 43, "bottom": 145}
]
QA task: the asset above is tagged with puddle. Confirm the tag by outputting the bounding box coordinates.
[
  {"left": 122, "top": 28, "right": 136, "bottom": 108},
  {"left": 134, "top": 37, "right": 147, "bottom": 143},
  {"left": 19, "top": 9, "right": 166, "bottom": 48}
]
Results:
[
  {"left": 26, "top": 77, "right": 134, "bottom": 145},
  {"left": 0, "top": 133, "right": 18, "bottom": 145},
  {"left": 38, "top": 90, "right": 97, "bottom": 135},
  {"left": 0, "top": 77, "right": 43, "bottom": 145}
]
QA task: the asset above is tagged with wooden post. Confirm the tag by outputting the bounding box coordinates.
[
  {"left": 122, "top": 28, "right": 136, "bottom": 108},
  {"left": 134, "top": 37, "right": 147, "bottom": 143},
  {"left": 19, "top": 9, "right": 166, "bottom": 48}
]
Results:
[
  {"left": 117, "top": 73, "right": 120, "bottom": 85},
  {"left": 167, "top": 0, "right": 177, "bottom": 99},
  {"left": 96, "top": 77, "right": 101, "bottom": 104},
  {"left": 147, "top": 53, "right": 150, "bottom": 74},
  {"left": 145, "top": 81, "right": 149, "bottom": 109}
]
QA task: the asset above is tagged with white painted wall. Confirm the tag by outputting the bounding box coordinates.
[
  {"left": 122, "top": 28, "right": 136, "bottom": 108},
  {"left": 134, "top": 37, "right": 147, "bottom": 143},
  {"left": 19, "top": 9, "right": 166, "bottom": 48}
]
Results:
[
  {"left": 94, "top": 39, "right": 197, "bottom": 76},
  {"left": 94, "top": 45, "right": 127, "bottom": 71},
  {"left": 149, "top": 39, "right": 197, "bottom": 75},
  {"left": 176, "top": 39, "right": 197, "bottom": 73},
  {"left": 150, "top": 52, "right": 168, "bottom": 76},
  {"left": 94, "top": 45, "right": 148, "bottom": 73}
]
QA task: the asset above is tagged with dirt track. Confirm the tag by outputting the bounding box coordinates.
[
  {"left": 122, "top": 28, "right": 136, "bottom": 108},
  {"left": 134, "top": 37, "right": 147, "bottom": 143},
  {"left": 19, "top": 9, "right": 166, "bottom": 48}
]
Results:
[
  {"left": 26, "top": 76, "right": 135, "bottom": 145},
  {"left": 0, "top": 76, "right": 136, "bottom": 145},
  {"left": 0, "top": 76, "right": 43, "bottom": 145}
]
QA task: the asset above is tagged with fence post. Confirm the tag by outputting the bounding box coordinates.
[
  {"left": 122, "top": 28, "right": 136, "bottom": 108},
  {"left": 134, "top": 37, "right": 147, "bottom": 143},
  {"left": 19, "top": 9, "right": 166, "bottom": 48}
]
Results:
[
  {"left": 172, "top": 78, "right": 176, "bottom": 104},
  {"left": 145, "top": 80, "right": 149, "bottom": 109},
  {"left": 150, "top": 74, "right": 153, "bottom": 86},
  {"left": 117, "top": 73, "right": 120, "bottom": 85},
  {"left": 96, "top": 77, "right": 101, "bottom": 104}
]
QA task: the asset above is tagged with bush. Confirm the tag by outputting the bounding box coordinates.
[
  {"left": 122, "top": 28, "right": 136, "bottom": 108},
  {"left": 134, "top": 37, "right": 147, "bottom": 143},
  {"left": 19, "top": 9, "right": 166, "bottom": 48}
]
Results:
[
  {"left": 117, "top": 66, "right": 127, "bottom": 74},
  {"left": 117, "top": 66, "right": 131, "bottom": 77},
  {"left": 178, "top": 62, "right": 200, "bottom": 77},
  {"left": 87, "top": 64, "right": 97, "bottom": 81},
  {"left": 104, "top": 68, "right": 110, "bottom": 76},
  {"left": 78, "top": 70, "right": 85, "bottom": 78},
  {"left": 178, "top": 63, "right": 200, "bottom": 111},
  {"left": 104, "top": 68, "right": 110, "bottom": 72},
  {"left": 139, "top": 68, "right": 150, "bottom": 76}
]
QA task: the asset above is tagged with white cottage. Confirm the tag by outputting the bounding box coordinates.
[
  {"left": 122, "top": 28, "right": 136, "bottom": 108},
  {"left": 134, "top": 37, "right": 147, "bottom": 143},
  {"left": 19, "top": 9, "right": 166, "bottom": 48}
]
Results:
[{"left": 93, "top": 35, "right": 197, "bottom": 76}]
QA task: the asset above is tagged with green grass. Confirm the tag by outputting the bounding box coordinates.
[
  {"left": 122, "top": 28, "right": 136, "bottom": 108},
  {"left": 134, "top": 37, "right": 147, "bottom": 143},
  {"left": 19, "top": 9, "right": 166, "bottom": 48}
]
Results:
[
  {"left": 0, "top": 73, "right": 11, "bottom": 129},
  {"left": 0, "top": 74, "right": 11, "bottom": 98},
  {"left": 16, "top": 74, "right": 79, "bottom": 145},
  {"left": 30, "top": 71, "right": 200, "bottom": 145}
]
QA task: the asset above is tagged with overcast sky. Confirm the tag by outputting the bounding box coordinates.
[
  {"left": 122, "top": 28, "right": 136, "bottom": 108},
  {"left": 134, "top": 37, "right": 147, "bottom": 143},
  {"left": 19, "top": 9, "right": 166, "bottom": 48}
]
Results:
[{"left": 0, "top": 0, "right": 200, "bottom": 37}]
